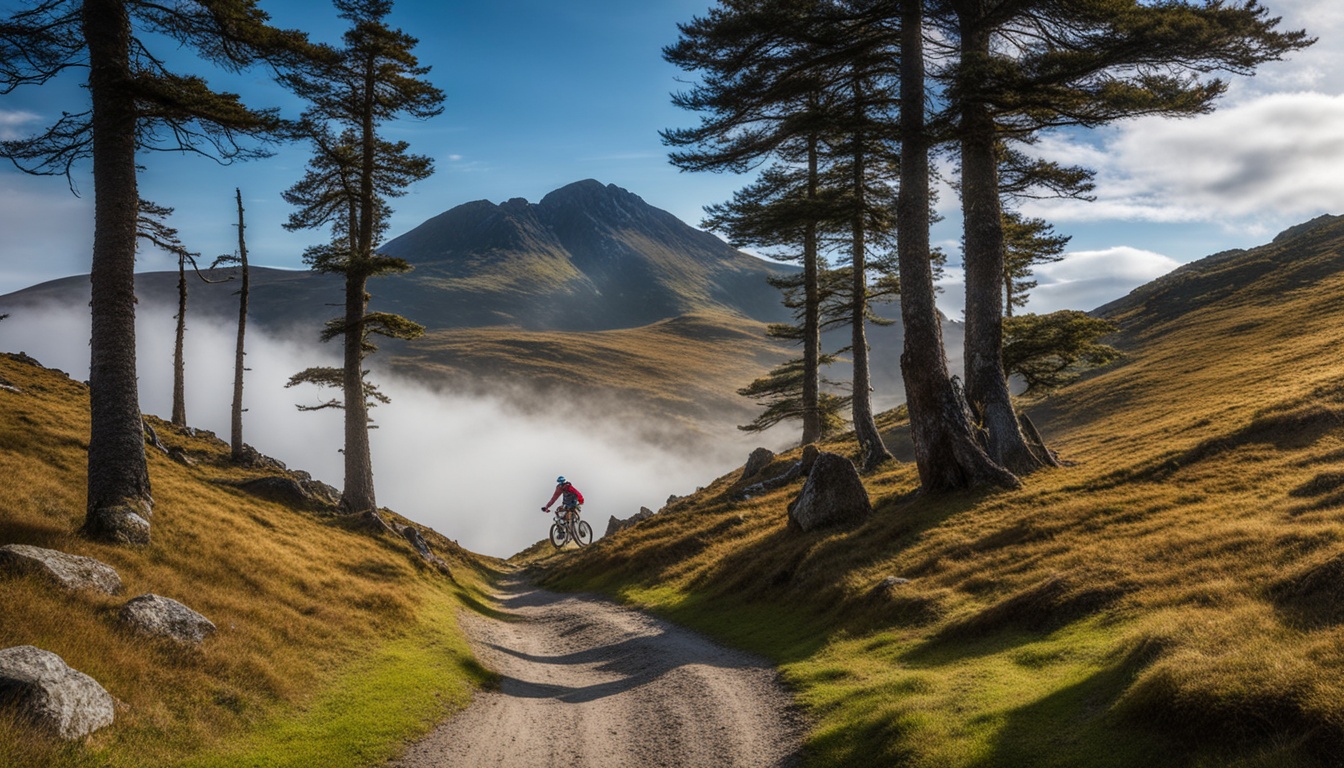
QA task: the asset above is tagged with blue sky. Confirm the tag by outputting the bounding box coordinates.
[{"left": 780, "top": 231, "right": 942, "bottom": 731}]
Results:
[{"left": 2, "top": 0, "right": 1343, "bottom": 318}]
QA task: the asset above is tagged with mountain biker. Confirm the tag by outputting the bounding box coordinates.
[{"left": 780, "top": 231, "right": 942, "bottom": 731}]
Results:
[{"left": 542, "top": 476, "right": 585, "bottom": 521}]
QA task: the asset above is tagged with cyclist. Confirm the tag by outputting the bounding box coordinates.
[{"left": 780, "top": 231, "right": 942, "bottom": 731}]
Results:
[{"left": 542, "top": 476, "right": 585, "bottom": 521}]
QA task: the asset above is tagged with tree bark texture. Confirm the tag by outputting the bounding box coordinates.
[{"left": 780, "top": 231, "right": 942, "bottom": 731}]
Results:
[
  {"left": 172, "top": 255, "right": 187, "bottom": 427},
  {"left": 83, "top": 0, "right": 152, "bottom": 543},
  {"left": 897, "top": 0, "right": 1018, "bottom": 492},
  {"left": 801, "top": 132, "right": 822, "bottom": 445},
  {"left": 957, "top": 19, "right": 1054, "bottom": 475},
  {"left": 340, "top": 48, "right": 382, "bottom": 525},
  {"left": 230, "top": 188, "right": 249, "bottom": 461},
  {"left": 848, "top": 83, "right": 893, "bottom": 472}
]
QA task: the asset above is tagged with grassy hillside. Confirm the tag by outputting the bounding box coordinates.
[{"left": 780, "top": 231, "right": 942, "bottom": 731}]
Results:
[
  {"left": 538, "top": 220, "right": 1344, "bottom": 767},
  {"left": 0, "top": 354, "right": 494, "bottom": 768},
  {"left": 393, "top": 311, "right": 789, "bottom": 433}
]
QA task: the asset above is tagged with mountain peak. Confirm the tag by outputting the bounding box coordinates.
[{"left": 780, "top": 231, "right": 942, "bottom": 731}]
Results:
[{"left": 373, "top": 180, "right": 795, "bottom": 331}]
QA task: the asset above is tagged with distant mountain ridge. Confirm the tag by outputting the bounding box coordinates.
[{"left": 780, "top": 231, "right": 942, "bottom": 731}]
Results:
[
  {"left": 0, "top": 180, "right": 803, "bottom": 434},
  {"left": 378, "top": 179, "right": 795, "bottom": 330}
]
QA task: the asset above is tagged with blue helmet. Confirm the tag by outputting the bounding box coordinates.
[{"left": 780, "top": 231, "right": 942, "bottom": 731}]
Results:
[{"left": 556, "top": 476, "right": 566, "bottom": 484}]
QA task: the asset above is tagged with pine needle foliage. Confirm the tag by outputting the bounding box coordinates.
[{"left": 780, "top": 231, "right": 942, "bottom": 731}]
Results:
[{"left": 280, "top": 0, "right": 441, "bottom": 521}]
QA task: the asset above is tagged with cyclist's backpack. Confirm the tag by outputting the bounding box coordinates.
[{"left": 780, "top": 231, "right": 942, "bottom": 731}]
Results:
[{"left": 562, "top": 483, "right": 583, "bottom": 506}]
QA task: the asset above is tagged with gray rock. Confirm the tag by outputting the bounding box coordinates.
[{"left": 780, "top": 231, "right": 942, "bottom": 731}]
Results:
[
  {"left": 0, "top": 646, "right": 115, "bottom": 740},
  {"left": 787, "top": 452, "right": 872, "bottom": 532},
  {"left": 167, "top": 447, "right": 196, "bottom": 466},
  {"left": 0, "top": 545, "right": 122, "bottom": 595},
  {"left": 119, "top": 594, "right": 216, "bottom": 646},
  {"left": 238, "top": 476, "right": 309, "bottom": 506},
  {"left": 89, "top": 503, "right": 151, "bottom": 545},
  {"left": 741, "top": 447, "right": 776, "bottom": 481},
  {"left": 401, "top": 526, "right": 453, "bottom": 577},
  {"left": 604, "top": 507, "right": 655, "bottom": 538}
]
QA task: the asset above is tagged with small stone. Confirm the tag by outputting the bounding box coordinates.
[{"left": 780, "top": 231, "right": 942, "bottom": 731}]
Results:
[{"left": 741, "top": 447, "right": 776, "bottom": 481}]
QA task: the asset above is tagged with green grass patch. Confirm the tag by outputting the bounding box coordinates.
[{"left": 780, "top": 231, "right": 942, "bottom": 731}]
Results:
[{"left": 178, "top": 587, "right": 492, "bottom": 768}]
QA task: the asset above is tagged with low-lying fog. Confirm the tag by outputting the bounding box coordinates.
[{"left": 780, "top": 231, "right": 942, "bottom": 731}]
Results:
[{"left": 1, "top": 303, "right": 767, "bottom": 558}]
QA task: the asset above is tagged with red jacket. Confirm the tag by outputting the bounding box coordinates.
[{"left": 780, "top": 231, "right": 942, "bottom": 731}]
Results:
[{"left": 545, "top": 482, "right": 584, "bottom": 508}]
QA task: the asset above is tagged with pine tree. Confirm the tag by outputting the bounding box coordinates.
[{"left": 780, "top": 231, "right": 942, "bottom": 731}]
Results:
[
  {"left": 135, "top": 199, "right": 225, "bottom": 428},
  {"left": 281, "top": 0, "right": 442, "bottom": 530},
  {"left": 1001, "top": 211, "right": 1069, "bottom": 318},
  {"left": 895, "top": 0, "right": 1019, "bottom": 493},
  {"left": 668, "top": 0, "right": 902, "bottom": 464},
  {"left": 0, "top": 0, "right": 311, "bottom": 543},
  {"left": 932, "top": 0, "right": 1310, "bottom": 474},
  {"left": 210, "top": 188, "right": 252, "bottom": 462},
  {"left": 1003, "top": 310, "right": 1119, "bottom": 396}
]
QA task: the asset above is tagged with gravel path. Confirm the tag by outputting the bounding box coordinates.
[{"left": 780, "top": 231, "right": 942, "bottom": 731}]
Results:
[{"left": 392, "top": 574, "right": 804, "bottom": 768}]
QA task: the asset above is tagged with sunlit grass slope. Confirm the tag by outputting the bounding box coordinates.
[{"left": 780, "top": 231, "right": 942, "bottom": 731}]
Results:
[
  {"left": 0, "top": 353, "right": 495, "bottom": 768},
  {"left": 539, "top": 217, "right": 1344, "bottom": 767},
  {"left": 395, "top": 311, "right": 787, "bottom": 432}
]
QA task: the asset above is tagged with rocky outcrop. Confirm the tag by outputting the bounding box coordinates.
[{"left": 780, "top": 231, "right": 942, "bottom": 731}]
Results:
[
  {"left": 0, "top": 545, "right": 122, "bottom": 595},
  {"left": 605, "top": 507, "right": 655, "bottom": 538},
  {"left": 118, "top": 594, "right": 216, "bottom": 646},
  {"left": 740, "top": 447, "right": 776, "bottom": 482},
  {"left": 236, "top": 473, "right": 339, "bottom": 511},
  {"left": 787, "top": 452, "right": 872, "bottom": 532},
  {"left": 739, "top": 444, "right": 821, "bottom": 499},
  {"left": 401, "top": 525, "right": 453, "bottom": 578},
  {"left": 238, "top": 476, "right": 307, "bottom": 506},
  {"left": 0, "top": 646, "right": 115, "bottom": 740}
]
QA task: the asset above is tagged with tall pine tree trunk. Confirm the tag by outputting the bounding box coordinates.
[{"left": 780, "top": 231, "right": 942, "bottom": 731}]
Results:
[
  {"left": 172, "top": 254, "right": 187, "bottom": 427},
  {"left": 340, "top": 269, "right": 377, "bottom": 518},
  {"left": 83, "top": 0, "right": 152, "bottom": 543},
  {"left": 801, "top": 131, "right": 822, "bottom": 445},
  {"left": 230, "top": 188, "right": 249, "bottom": 462},
  {"left": 848, "top": 80, "right": 892, "bottom": 471},
  {"left": 339, "top": 49, "right": 386, "bottom": 530},
  {"left": 958, "top": 20, "right": 1055, "bottom": 475},
  {"left": 898, "top": 0, "right": 1018, "bottom": 492}
]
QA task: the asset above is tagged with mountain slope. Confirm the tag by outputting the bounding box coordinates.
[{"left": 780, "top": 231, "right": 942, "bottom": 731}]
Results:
[
  {"left": 0, "top": 180, "right": 942, "bottom": 439},
  {"left": 379, "top": 179, "right": 794, "bottom": 330},
  {"left": 539, "top": 216, "right": 1344, "bottom": 767}
]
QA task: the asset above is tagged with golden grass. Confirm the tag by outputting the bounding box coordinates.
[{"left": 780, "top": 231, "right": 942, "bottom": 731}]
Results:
[
  {"left": 539, "top": 228, "right": 1344, "bottom": 766},
  {"left": 0, "top": 353, "right": 494, "bottom": 768},
  {"left": 396, "top": 311, "right": 788, "bottom": 430}
]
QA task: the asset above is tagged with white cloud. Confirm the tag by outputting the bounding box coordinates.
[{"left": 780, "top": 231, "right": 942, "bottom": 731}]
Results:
[
  {"left": 1025, "top": 92, "right": 1344, "bottom": 229},
  {"left": 0, "top": 110, "right": 40, "bottom": 140},
  {"left": 1027, "top": 247, "right": 1180, "bottom": 313},
  {"left": 935, "top": 247, "right": 1178, "bottom": 317}
]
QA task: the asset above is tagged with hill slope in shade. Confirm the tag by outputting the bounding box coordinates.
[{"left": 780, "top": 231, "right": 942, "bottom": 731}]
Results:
[{"left": 539, "top": 216, "right": 1344, "bottom": 767}]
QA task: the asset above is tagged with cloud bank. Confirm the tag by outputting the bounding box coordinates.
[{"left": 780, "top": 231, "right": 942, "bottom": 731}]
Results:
[{"left": 0, "top": 303, "right": 757, "bottom": 558}]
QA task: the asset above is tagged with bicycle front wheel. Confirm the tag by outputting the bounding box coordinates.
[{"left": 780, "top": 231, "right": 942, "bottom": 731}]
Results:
[
  {"left": 549, "top": 522, "right": 568, "bottom": 548},
  {"left": 573, "top": 520, "right": 593, "bottom": 547}
]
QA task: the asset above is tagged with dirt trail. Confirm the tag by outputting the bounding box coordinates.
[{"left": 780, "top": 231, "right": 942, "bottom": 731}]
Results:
[{"left": 393, "top": 574, "right": 803, "bottom": 768}]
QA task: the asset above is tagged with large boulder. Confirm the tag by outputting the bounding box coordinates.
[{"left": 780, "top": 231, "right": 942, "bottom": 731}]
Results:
[
  {"left": 0, "top": 646, "right": 115, "bottom": 740},
  {"left": 0, "top": 545, "right": 122, "bottom": 595},
  {"left": 118, "top": 594, "right": 216, "bottom": 646},
  {"left": 787, "top": 452, "right": 872, "bottom": 532},
  {"left": 740, "top": 447, "right": 776, "bottom": 482},
  {"left": 605, "top": 507, "right": 655, "bottom": 538}
]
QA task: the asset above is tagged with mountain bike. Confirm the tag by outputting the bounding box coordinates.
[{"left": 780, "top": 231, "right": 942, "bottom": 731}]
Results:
[{"left": 548, "top": 505, "right": 593, "bottom": 548}]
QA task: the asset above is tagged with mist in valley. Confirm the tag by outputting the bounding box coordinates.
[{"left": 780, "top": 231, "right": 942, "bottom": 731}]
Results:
[{"left": 0, "top": 302, "right": 767, "bottom": 557}]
